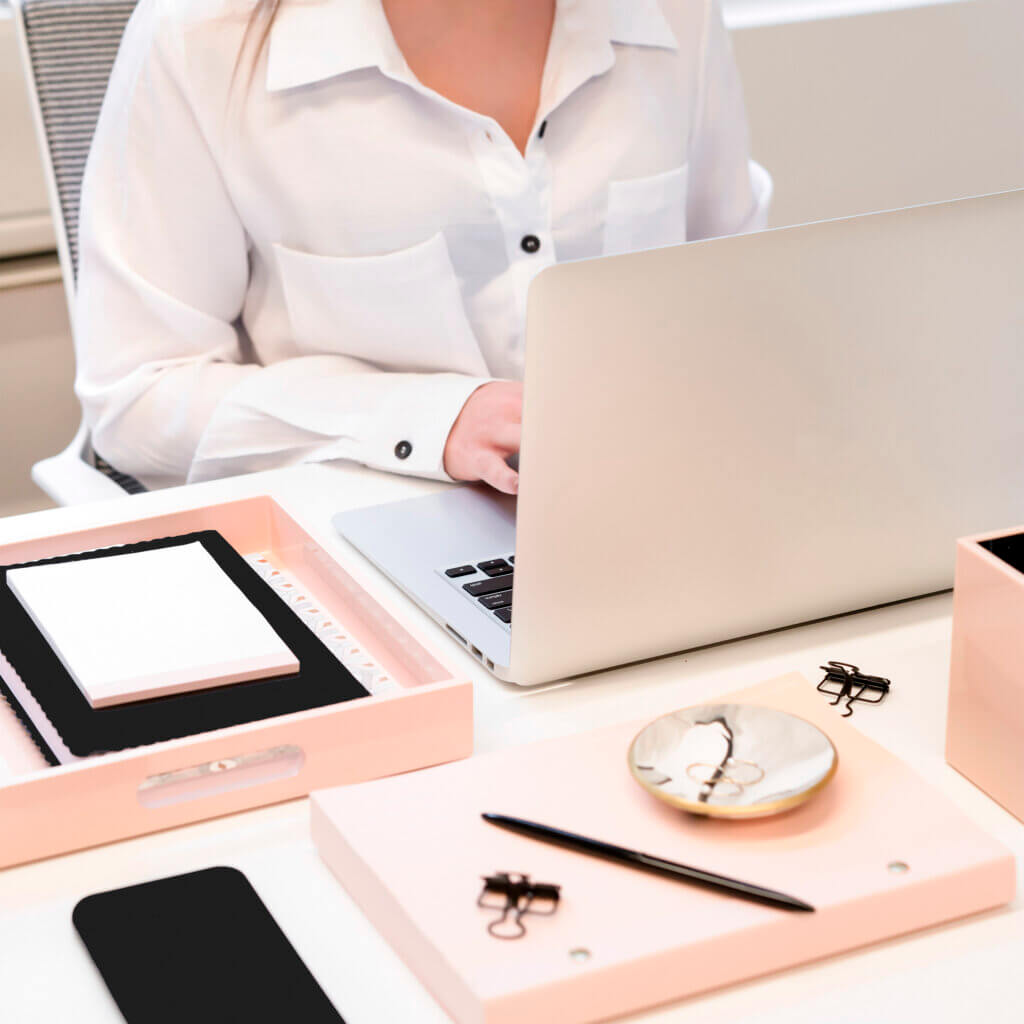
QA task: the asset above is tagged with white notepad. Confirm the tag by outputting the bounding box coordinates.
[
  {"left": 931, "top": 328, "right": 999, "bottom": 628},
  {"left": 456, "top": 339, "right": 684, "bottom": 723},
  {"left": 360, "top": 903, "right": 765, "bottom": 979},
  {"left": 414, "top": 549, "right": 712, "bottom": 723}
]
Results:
[{"left": 6, "top": 542, "right": 300, "bottom": 708}]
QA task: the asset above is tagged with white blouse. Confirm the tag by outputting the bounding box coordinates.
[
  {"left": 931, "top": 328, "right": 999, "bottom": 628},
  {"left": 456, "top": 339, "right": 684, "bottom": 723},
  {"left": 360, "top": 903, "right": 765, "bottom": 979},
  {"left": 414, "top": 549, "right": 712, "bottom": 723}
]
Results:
[{"left": 75, "top": 0, "right": 771, "bottom": 489}]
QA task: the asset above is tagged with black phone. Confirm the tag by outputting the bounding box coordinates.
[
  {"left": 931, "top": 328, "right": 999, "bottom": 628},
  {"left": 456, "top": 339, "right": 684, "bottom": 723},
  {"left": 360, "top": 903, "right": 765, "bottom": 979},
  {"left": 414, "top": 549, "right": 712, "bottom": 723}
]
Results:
[{"left": 72, "top": 866, "right": 344, "bottom": 1023}]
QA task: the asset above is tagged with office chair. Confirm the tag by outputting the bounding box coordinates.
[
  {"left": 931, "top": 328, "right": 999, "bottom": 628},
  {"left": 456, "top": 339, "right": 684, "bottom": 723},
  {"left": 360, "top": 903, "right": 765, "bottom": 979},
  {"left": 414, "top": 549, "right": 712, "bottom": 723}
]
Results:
[{"left": 11, "top": 0, "right": 145, "bottom": 504}]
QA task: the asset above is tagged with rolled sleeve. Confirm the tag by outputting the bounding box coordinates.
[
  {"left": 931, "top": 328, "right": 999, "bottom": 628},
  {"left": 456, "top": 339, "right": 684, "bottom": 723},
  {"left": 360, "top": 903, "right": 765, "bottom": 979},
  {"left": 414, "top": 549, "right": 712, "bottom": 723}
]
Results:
[
  {"left": 360, "top": 372, "right": 491, "bottom": 480},
  {"left": 188, "top": 361, "right": 491, "bottom": 483}
]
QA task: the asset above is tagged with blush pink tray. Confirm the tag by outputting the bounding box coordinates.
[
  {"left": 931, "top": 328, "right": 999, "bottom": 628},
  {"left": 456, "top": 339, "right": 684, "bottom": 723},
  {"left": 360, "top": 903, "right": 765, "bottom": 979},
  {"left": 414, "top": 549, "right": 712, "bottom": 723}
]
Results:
[
  {"left": 0, "top": 496, "right": 472, "bottom": 870},
  {"left": 947, "top": 524, "right": 1024, "bottom": 822},
  {"left": 312, "top": 673, "right": 1014, "bottom": 1024}
]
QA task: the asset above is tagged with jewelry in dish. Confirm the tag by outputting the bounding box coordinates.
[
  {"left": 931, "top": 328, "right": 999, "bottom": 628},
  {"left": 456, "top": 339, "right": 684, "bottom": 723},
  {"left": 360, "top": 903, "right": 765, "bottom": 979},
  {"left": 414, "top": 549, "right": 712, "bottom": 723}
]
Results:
[{"left": 629, "top": 703, "right": 837, "bottom": 819}]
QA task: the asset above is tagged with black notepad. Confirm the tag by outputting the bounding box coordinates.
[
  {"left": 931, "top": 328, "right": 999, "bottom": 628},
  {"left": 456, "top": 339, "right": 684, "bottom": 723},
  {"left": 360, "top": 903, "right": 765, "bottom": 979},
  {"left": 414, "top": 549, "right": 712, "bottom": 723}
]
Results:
[
  {"left": 0, "top": 530, "right": 369, "bottom": 757},
  {"left": 0, "top": 679, "right": 61, "bottom": 766}
]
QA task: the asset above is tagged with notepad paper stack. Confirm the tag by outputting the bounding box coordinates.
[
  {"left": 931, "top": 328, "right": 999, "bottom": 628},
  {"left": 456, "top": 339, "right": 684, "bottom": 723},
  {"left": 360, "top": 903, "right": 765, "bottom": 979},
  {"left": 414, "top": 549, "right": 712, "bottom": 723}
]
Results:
[
  {"left": 7, "top": 542, "right": 300, "bottom": 708},
  {"left": 0, "top": 530, "right": 374, "bottom": 765}
]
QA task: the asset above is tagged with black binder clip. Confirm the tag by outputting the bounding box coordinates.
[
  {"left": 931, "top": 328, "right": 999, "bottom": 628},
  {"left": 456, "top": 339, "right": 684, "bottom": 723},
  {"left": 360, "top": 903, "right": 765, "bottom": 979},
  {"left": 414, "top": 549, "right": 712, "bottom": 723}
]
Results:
[
  {"left": 817, "top": 661, "right": 890, "bottom": 717},
  {"left": 477, "top": 872, "right": 560, "bottom": 940}
]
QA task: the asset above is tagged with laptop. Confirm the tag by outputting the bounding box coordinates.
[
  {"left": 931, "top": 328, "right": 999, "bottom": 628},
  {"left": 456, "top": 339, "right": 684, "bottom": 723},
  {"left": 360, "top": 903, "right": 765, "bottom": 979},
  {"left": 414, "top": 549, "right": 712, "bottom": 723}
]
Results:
[{"left": 334, "top": 189, "right": 1024, "bottom": 685}]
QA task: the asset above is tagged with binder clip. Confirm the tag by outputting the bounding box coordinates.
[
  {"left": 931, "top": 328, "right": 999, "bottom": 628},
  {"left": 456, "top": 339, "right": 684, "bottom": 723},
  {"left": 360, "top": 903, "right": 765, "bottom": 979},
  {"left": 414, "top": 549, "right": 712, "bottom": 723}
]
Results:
[
  {"left": 817, "top": 661, "right": 890, "bottom": 717},
  {"left": 477, "top": 872, "right": 560, "bottom": 939}
]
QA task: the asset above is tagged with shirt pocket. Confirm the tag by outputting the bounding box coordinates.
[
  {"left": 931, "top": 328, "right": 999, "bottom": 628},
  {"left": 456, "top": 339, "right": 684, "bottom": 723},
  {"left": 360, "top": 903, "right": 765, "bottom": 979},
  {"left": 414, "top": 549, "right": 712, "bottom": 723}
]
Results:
[
  {"left": 273, "top": 231, "right": 489, "bottom": 375},
  {"left": 603, "top": 164, "right": 689, "bottom": 257}
]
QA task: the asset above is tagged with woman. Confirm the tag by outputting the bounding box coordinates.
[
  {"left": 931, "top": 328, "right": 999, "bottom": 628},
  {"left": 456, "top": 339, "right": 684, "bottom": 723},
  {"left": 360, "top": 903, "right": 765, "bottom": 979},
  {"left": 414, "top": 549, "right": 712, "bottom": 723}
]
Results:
[{"left": 75, "top": 0, "right": 770, "bottom": 495}]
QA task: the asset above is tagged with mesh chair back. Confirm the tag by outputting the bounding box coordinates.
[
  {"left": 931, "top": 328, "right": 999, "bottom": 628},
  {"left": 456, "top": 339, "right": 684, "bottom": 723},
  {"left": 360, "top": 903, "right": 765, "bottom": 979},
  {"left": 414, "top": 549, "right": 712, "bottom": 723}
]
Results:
[
  {"left": 15, "top": 0, "right": 146, "bottom": 494},
  {"left": 17, "top": 0, "right": 138, "bottom": 287}
]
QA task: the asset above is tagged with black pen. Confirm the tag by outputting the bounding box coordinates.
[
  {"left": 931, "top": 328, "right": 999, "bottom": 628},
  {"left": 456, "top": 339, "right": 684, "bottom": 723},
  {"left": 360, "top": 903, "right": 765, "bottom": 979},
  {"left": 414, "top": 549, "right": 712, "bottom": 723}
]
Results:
[{"left": 482, "top": 813, "right": 814, "bottom": 913}]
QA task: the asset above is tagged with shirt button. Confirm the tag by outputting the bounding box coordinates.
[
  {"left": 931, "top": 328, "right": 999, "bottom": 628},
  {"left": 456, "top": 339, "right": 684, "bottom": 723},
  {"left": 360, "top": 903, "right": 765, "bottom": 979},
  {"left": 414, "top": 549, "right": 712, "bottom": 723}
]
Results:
[
  {"left": 520, "top": 234, "right": 541, "bottom": 254},
  {"left": 394, "top": 440, "right": 412, "bottom": 460}
]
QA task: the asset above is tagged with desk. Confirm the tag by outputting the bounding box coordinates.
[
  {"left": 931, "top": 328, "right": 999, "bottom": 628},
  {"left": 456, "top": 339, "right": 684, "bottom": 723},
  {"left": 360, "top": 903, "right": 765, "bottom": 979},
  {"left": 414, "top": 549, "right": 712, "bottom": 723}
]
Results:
[{"left": 0, "top": 463, "right": 1020, "bottom": 1023}]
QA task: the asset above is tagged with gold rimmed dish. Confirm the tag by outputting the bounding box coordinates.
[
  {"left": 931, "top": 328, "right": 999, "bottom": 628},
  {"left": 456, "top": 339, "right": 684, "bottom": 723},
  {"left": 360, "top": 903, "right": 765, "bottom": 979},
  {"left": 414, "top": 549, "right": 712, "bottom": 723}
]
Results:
[{"left": 628, "top": 703, "right": 838, "bottom": 819}]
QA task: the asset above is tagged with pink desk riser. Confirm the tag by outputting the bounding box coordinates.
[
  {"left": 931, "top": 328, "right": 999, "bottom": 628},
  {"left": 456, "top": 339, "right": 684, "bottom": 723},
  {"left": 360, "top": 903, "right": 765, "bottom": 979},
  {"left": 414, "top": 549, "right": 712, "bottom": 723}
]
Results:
[{"left": 313, "top": 673, "right": 1014, "bottom": 1024}]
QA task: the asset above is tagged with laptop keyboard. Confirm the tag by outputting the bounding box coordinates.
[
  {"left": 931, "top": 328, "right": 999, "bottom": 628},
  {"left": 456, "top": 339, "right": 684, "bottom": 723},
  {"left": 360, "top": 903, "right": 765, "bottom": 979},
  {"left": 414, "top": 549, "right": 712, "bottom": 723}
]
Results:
[{"left": 443, "top": 556, "right": 515, "bottom": 626}]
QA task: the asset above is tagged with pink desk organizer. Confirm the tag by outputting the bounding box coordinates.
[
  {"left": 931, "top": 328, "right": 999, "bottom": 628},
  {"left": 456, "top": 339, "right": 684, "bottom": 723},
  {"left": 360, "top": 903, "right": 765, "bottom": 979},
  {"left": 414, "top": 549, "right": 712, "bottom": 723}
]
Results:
[
  {"left": 0, "top": 496, "right": 472, "bottom": 869},
  {"left": 947, "top": 524, "right": 1024, "bottom": 821},
  {"left": 313, "top": 673, "right": 1014, "bottom": 1024}
]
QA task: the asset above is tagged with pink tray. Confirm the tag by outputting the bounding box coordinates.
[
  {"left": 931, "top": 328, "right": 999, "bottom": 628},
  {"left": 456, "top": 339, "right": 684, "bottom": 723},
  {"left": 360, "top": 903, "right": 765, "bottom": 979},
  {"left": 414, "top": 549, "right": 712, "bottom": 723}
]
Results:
[
  {"left": 0, "top": 495, "right": 472, "bottom": 869},
  {"left": 313, "top": 673, "right": 1014, "bottom": 1024}
]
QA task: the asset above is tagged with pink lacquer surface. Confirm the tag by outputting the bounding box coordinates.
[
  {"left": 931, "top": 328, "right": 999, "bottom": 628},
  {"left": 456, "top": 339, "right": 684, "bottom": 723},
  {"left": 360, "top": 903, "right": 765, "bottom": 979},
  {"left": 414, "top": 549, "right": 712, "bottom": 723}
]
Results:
[
  {"left": 947, "top": 528, "right": 1024, "bottom": 822},
  {"left": 314, "top": 673, "right": 1014, "bottom": 1024},
  {"left": 0, "top": 496, "right": 472, "bottom": 869}
]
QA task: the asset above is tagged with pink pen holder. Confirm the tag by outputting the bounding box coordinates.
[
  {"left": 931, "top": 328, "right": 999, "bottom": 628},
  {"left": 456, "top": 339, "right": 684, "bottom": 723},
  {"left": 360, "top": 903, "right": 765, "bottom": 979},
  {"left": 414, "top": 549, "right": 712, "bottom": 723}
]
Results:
[{"left": 947, "top": 525, "right": 1024, "bottom": 821}]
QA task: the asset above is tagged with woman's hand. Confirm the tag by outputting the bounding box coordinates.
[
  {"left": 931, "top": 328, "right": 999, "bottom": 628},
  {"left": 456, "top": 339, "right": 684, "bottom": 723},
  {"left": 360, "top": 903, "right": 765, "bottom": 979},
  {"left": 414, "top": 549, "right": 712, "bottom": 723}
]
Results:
[{"left": 443, "top": 381, "right": 522, "bottom": 494}]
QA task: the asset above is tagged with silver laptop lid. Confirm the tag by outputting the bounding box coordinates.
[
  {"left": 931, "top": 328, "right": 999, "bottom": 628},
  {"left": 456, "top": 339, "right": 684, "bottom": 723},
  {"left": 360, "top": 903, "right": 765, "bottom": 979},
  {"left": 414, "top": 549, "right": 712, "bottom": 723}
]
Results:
[{"left": 510, "top": 189, "right": 1024, "bottom": 683}]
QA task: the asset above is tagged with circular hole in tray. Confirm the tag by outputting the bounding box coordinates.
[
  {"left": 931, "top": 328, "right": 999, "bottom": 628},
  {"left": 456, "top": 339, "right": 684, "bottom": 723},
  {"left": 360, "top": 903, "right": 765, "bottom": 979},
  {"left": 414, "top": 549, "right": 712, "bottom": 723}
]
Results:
[
  {"left": 569, "top": 948, "right": 591, "bottom": 963},
  {"left": 888, "top": 861, "right": 910, "bottom": 874}
]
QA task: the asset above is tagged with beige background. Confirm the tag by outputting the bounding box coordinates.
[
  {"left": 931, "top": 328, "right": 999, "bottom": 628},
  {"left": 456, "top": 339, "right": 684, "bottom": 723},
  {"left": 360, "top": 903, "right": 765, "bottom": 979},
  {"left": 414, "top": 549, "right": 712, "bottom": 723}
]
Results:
[
  {"left": 738, "top": 0, "right": 1024, "bottom": 228},
  {"left": 1, "top": 0, "right": 1022, "bottom": 518}
]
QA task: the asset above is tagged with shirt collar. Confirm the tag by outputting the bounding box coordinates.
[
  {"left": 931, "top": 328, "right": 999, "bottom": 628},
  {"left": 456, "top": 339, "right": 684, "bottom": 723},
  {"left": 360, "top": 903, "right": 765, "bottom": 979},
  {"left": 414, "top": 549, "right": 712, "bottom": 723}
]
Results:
[
  {"left": 265, "top": 0, "right": 677, "bottom": 94},
  {"left": 265, "top": 0, "right": 399, "bottom": 92},
  {"left": 608, "top": 0, "right": 679, "bottom": 51}
]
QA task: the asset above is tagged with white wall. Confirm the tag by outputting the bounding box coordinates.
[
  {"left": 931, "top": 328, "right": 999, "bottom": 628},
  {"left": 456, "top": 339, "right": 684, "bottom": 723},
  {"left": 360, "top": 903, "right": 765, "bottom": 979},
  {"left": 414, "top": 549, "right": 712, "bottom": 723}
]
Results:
[
  {"left": 0, "top": 271, "right": 77, "bottom": 517},
  {"left": 735, "top": 0, "right": 1024, "bottom": 227},
  {"left": 0, "top": 7, "right": 55, "bottom": 258}
]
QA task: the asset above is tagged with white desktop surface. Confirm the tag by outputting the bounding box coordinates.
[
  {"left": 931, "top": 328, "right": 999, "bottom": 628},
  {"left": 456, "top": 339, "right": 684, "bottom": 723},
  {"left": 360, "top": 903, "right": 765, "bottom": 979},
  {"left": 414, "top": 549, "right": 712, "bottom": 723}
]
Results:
[{"left": 0, "top": 462, "right": 1020, "bottom": 1023}]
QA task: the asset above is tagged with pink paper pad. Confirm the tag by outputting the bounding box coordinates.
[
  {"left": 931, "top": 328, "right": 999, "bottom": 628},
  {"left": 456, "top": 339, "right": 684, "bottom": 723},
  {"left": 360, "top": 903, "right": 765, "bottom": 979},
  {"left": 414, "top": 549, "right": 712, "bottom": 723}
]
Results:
[{"left": 312, "top": 673, "right": 1015, "bottom": 1024}]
